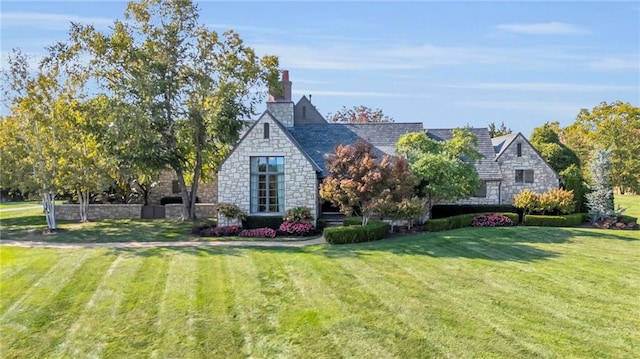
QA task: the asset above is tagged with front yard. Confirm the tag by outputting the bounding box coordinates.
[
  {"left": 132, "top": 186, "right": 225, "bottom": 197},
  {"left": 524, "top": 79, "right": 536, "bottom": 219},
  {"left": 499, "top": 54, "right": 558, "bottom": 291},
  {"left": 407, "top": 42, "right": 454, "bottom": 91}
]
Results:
[{"left": 2, "top": 224, "right": 639, "bottom": 358}]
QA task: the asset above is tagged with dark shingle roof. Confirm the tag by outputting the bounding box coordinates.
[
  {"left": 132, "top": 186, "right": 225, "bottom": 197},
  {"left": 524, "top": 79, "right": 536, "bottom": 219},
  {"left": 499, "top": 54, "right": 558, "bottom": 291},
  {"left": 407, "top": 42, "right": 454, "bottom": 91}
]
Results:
[
  {"left": 287, "top": 123, "right": 424, "bottom": 176},
  {"left": 426, "top": 128, "right": 503, "bottom": 180},
  {"left": 491, "top": 133, "right": 518, "bottom": 158}
]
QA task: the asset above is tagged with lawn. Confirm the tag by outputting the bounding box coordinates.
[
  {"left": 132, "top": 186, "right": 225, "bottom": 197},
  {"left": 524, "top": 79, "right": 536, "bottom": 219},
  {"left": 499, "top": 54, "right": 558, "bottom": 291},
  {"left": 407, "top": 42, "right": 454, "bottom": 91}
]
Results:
[
  {"left": 2, "top": 226, "right": 639, "bottom": 357},
  {"left": 616, "top": 194, "right": 640, "bottom": 219}
]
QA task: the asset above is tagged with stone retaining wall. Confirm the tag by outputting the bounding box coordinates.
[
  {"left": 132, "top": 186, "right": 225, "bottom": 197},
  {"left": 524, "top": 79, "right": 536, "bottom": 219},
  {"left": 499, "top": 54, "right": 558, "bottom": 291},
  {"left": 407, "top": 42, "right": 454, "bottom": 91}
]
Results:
[
  {"left": 56, "top": 204, "right": 143, "bottom": 221},
  {"left": 164, "top": 204, "right": 217, "bottom": 219},
  {"left": 55, "top": 203, "right": 217, "bottom": 221}
]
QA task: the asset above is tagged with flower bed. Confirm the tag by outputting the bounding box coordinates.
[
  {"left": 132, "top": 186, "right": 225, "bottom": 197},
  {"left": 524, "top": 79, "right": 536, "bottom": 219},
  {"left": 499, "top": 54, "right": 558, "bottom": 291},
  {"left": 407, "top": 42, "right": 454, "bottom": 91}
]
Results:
[
  {"left": 472, "top": 214, "right": 514, "bottom": 227},
  {"left": 239, "top": 227, "right": 277, "bottom": 238}
]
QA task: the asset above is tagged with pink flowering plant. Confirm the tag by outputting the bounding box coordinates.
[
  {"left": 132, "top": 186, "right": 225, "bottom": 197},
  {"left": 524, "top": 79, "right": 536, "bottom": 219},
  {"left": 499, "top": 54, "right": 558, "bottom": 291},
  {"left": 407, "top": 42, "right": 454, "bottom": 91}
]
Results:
[
  {"left": 239, "top": 227, "right": 277, "bottom": 238},
  {"left": 472, "top": 214, "right": 513, "bottom": 227},
  {"left": 211, "top": 225, "right": 241, "bottom": 237},
  {"left": 279, "top": 221, "right": 314, "bottom": 236}
]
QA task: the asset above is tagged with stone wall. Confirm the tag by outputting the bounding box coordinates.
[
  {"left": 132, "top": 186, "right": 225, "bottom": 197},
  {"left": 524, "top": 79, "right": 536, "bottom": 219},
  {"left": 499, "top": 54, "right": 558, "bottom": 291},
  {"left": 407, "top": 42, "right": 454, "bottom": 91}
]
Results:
[
  {"left": 56, "top": 204, "right": 143, "bottom": 221},
  {"left": 266, "top": 101, "right": 294, "bottom": 127},
  {"left": 444, "top": 180, "right": 502, "bottom": 205},
  {"left": 497, "top": 134, "right": 559, "bottom": 204},
  {"left": 164, "top": 203, "right": 217, "bottom": 219},
  {"left": 148, "top": 169, "right": 217, "bottom": 205},
  {"left": 217, "top": 112, "right": 318, "bottom": 224}
]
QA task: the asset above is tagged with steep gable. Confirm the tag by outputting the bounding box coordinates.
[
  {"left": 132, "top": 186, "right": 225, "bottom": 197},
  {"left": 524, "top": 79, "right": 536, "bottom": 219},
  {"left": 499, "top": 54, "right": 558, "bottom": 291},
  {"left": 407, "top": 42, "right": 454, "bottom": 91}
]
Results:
[{"left": 294, "top": 96, "right": 327, "bottom": 125}]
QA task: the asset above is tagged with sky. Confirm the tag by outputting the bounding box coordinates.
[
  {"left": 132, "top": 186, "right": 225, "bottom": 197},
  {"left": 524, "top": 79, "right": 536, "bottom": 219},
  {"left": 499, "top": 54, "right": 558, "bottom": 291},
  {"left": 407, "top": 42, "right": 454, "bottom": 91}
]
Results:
[{"left": 1, "top": 1, "right": 639, "bottom": 136}]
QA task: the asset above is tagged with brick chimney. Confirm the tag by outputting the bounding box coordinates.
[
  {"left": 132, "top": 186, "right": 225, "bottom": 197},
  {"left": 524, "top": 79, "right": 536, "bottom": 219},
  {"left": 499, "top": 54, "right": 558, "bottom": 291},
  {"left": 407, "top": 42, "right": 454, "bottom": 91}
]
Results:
[{"left": 267, "top": 70, "right": 294, "bottom": 127}]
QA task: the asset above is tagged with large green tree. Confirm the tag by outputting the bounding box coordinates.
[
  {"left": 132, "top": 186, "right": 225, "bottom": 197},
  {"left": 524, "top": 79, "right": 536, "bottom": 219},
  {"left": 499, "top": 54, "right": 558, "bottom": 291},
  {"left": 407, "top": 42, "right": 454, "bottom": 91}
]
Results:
[
  {"left": 561, "top": 101, "right": 640, "bottom": 194},
  {"left": 396, "top": 128, "right": 482, "bottom": 219},
  {"left": 488, "top": 121, "right": 512, "bottom": 137},
  {"left": 70, "top": 0, "right": 279, "bottom": 219}
]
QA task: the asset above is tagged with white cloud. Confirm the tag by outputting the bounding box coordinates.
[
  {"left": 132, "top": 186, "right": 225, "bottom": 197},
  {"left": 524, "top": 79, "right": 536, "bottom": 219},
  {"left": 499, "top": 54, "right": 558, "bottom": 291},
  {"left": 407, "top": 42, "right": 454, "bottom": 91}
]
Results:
[
  {"left": 496, "top": 22, "right": 589, "bottom": 35},
  {"left": 588, "top": 57, "right": 640, "bottom": 71},
  {"left": 0, "top": 12, "right": 113, "bottom": 30},
  {"left": 445, "top": 82, "right": 637, "bottom": 92}
]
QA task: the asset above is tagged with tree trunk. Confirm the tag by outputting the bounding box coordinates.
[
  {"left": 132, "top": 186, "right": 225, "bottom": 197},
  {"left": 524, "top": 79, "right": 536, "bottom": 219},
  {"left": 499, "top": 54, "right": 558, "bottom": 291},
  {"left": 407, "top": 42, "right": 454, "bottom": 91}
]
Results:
[
  {"left": 78, "top": 188, "right": 89, "bottom": 222},
  {"left": 174, "top": 168, "right": 193, "bottom": 220},
  {"left": 43, "top": 192, "right": 56, "bottom": 230},
  {"left": 189, "top": 150, "right": 203, "bottom": 220}
]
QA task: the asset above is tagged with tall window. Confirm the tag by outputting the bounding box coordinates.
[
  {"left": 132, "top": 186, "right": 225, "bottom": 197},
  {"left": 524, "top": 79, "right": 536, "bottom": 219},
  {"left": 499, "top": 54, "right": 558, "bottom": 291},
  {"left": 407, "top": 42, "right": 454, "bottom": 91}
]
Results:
[
  {"left": 263, "top": 123, "right": 270, "bottom": 139},
  {"left": 517, "top": 143, "right": 522, "bottom": 157},
  {"left": 250, "top": 156, "right": 284, "bottom": 213},
  {"left": 515, "top": 169, "right": 534, "bottom": 183}
]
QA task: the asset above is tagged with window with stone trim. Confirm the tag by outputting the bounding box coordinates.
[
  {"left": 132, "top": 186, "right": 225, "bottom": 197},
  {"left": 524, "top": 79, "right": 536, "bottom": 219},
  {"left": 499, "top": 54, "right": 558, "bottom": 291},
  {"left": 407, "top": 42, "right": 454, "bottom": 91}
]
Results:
[
  {"left": 250, "top": 156, "right": 284, "bottom": 213},
  {"left": 515, "top": 169, "right": 534, "bottom": 183},
  {"left": 474, "top": 181, "right": 487, "bottom": 197}
]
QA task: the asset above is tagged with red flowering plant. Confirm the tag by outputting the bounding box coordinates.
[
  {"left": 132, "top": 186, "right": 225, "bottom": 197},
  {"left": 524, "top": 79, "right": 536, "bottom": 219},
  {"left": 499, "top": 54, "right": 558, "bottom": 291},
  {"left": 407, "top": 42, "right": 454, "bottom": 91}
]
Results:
[
  {"left": 279, "top": 206, "right": 315, "bottom": 236},
  {"left": 239, "top": 228, "right": 277, "bottom": 238},
  {"left": 211, "top": 225, "right": 241, "bottom": 237},
  {"left": 472, "top": 214, "right": 513, "bottom": 227}
]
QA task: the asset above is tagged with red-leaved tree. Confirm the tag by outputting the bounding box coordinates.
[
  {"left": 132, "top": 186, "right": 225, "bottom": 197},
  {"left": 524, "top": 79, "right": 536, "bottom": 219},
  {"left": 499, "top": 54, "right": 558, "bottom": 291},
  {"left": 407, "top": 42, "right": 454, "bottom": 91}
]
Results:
[{"left": 319, "top": 140, "right": 416, "bottom": 225}]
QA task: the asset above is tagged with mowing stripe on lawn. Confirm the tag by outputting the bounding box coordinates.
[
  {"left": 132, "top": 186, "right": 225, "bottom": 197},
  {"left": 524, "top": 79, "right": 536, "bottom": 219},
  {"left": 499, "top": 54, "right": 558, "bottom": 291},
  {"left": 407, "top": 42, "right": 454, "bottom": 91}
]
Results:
[
  {"left": 0, "top": 249, "right": 91, "bottom": 323},
  {"left": 225, "top": 251, "right": 294, "bottom": 358},
  {"left": 101, "top": 249, "right": 170, "bottom": 357},
  {"left": 152, "top": 249, "right": 198, "bottom": 357},
  {"left": 54, "top": 254, "right": 144, "bottom": 358},
  {"left": 280, "top": 253, "right": 389, "bottom": 358},
  {"left": 193, "top": 248, "right": 243, "bottom": 357},
  {"left": 2, "top": 250, "right": 115, "bottom": 358}
]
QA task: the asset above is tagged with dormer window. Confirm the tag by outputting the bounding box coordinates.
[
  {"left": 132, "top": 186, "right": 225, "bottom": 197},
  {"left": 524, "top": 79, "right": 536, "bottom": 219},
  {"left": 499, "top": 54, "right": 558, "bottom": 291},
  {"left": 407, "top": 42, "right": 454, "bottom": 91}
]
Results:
[
  {"left": 264, "top": 123, "right": 269, "bottom": 139},
  {"left": 517, "top": 143, "right": 522, "bottom": 157}
]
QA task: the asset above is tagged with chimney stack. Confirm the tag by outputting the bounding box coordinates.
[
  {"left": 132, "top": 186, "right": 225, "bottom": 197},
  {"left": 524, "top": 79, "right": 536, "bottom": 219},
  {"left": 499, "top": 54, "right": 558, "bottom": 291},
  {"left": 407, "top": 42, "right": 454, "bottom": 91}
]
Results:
[
  {"left": 266, "top": 69, "right": 294, "bottom": 127},
  {"left": 268, "top": 70, "right": 292, "bottom": 102}
]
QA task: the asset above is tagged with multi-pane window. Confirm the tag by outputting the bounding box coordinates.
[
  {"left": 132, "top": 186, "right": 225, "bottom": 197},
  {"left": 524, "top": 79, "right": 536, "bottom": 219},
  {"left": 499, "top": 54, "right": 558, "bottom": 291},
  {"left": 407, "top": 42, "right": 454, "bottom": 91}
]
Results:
[
  {"left": 515, "top": 169, "right": 534, "bottom": 183},
  {"left": 250, "top": 156, "right": 284, "bottom": 213},
  {"left": 474, "top": 181, "right": 487, "bottom": 197}
]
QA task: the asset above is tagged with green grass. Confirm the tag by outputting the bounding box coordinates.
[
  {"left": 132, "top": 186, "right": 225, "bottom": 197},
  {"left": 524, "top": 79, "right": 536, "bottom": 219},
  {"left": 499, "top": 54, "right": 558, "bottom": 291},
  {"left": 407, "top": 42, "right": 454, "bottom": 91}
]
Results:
[
  {"left": 1, "top": 226, "right": 639, "bottom": 358},
  {"left": 0, "top": 201, "right": 41, "bottom": 210},
  {"left": 615, "top": 194, "right": 640, "bottom": 219}
]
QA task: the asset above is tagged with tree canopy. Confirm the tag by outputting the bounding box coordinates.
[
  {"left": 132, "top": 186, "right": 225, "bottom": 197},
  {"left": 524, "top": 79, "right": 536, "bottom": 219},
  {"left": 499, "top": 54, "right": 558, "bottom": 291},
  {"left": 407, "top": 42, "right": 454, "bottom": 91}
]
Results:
[
  {"left": 327, "top": 105, "right": 394, "bottom": 124},
  {"left": 561, "top": 101, "right": 640, "bottom": 194},
  {"left": 69, "top": 0, "right": 280, "bottom": 219},
  {"left": 396, "top": 128, "right": 482, "bottom": 218},
  {"left": 488, "top": 121, "right": 513, "bottom": 137}
]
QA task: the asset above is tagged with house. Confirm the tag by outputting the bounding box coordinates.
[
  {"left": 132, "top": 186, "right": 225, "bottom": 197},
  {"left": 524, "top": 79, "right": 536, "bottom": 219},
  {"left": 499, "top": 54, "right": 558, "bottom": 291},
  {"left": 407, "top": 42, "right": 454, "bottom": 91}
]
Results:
[{"left": 217, "top": 71, "right": 559, "bottom": 224}]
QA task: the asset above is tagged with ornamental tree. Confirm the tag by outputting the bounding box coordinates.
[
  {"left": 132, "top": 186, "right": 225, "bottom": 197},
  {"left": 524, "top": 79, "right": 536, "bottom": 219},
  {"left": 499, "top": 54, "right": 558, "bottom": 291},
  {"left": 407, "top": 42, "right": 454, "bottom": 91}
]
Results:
[
  {"left": 69, "top": 0, "right": 280, "bottom": 219},
  {"left": 319, "top": 140, "right": 416, "bottom": 225},
  {"left": 396, "top": 128, "right": 482, "bottom": 219},
  {"left": 585, "top": 148, "right": 621, "bottom": 223},
  {"left": 327, "top": 105, "right": 394, "bottom": 123}
]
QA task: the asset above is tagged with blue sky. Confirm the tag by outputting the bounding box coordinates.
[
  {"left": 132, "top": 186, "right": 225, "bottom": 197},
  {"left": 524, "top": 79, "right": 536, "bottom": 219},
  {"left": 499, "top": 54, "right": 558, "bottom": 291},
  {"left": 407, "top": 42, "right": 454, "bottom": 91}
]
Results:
[{"left": 2, "top": 1, "right": 639, "bottom": 136}]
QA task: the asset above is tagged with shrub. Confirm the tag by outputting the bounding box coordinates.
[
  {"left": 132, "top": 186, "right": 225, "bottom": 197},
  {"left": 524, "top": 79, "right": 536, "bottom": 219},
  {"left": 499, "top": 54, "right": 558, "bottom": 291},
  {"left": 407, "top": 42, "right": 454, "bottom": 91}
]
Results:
[
  {"left": 424, "top": 214, "right": 475, "bottom": 232},
  {"left": 193, "top": 225, "right": 241, "bottom": 237},
  {"left": 283, "top": 206, "right": 314, "bottom": 223},
  {"left": 498, "top": 212, "right": 520, "bottom": 224},
  {"left": 316, "top": 217, "right": 327, "bottom": 231},
  {"left": 324, "top": 220, "right": 390, "bottom": 244},
  {"left": 239, "top": 227, "right": 277, "bottom": 238},
  {"left": 514, "top": 189, "right": 539, "bottom": 221},
  {"left": 472, "top": 214, "right": 514, "bottom": 227},
  {"left": 431, "top": 205, "right": 517, "bottom": 219},
  {"left": 537, "top": 188, "right": 575, "bottom": 215},
  {"left": 279, "top": 221, "right": 314, "bottom": 236},
  {"left": 524, "top": 214, "right": 583, "bottom": 227},
  {"left": 343, "top": 216, "right": 363, "bottom": 226},
  {"left": 618, "top": 214, "right": 638, "bottom": 224},
  {"left": 243, "top": 216, "right": 283, "bottom": 230}
]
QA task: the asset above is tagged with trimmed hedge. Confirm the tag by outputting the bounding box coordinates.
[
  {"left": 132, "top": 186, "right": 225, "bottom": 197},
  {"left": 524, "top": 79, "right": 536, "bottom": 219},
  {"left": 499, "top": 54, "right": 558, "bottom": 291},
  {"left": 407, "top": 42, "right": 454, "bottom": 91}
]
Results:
[
  {"left": 619, "top": 214, "right": 638, "bottom": 224},
  {"left": 524, "top": 213, "right": 583, "bottom": 227},
  {"left": 431, "top": 205, "right": 518, "bottom": 219},
  {"left": 343, "top": 216, "right": 364, "bottom": 226},
  {"left": 242, "top": 216, "right": 283, "bottom": 230},
  {"left": 499, "top": 212, "right": 520, "bottom": 224},
  {"left": 324, "top": 220, "right": 391, "bottom": 244},
  {"left": 424, "top": 214, "right": 476, "bottom": 232}
]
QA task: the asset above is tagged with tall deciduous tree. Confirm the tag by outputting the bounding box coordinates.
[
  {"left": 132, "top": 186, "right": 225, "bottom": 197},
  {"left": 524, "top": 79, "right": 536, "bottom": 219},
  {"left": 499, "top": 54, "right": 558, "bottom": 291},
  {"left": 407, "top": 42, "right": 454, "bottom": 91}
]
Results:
[
  {"left": 327, "top": 105, "right": 394, "bottom": 123},
  {"left": 488, "top": 121, "right": 512, "bottom": 137},
  {"left": 70, "top": 0, "right": 279, "bottom": 219},
  {"left": 396, "top": 128, "right": 482, "bottom": 219},
  {"left": 561, "top": 101, "right": 640, "bottom": 194}
]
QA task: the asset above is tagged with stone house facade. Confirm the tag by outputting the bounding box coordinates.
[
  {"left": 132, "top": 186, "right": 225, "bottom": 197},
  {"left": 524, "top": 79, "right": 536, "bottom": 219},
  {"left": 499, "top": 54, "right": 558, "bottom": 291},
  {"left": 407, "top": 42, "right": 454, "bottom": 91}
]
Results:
[
  {"left": 492, "top": 133, "right": 560, "bottom": 204},
  {"left": 216, "top": 70, "right": 560, "bottom": 223}
]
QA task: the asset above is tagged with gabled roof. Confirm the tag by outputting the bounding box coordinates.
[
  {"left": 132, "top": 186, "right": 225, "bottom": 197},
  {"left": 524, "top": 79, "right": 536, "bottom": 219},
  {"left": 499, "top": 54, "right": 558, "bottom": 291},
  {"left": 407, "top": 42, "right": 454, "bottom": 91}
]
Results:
[
  {"left": 287, "top": 123, "right": 424, "bottom": 176},
  {"left": 491, "top": 133, "right": 518, "bottom": 158},
  {"left": 219, "top": 111, "right": 322, "bottom": 173},
  {"left": 294, "top": 96, "right": 327, "bottom": 125},
  {"left": 426, "top": 128, "right": 503, "bottom": 180}
]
